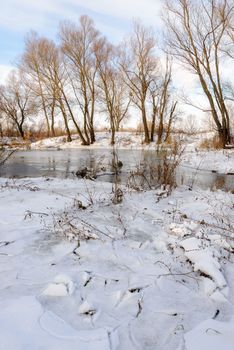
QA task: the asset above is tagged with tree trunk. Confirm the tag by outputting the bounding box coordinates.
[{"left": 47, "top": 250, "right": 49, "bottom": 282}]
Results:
[
  {"left": 150, "top": 105, "right": 157, "bottom": 142},
  {"left": 164, "top": 101, "right": 177, "bottom": 143},
  {"left": 51, "top": 97, "right": 56, "bottom": 137},
  {"left": 89, "top": 94, "right": 96, "bottom": 143},
  {"left": 18, "top": 124, "right": 25, "bottom": 139},
  {"left": 157, "top": 114, "right": 163, "bottom": 144},
  {"left": 142, "top": 105, "right": 150, "bottom": 144},
  {"left": 59, "top": 99, "right": 72, "bottom": 142},
  {"left": 219, "top": 128, "right": 230, "bottom": 148},
  {"left": 89, "top": 126, "right": 96, "bottom": 143},
  {"left": 111, "top": 126, "right": 115, "bottom": 145},
  {"left": 62, "top": 91, "right": 89, "bottom": 145}
]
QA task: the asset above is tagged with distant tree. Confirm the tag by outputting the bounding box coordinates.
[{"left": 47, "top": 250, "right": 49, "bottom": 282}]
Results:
[
  {"left": 184, "top": 114, "right": 199, "bottom": 135},
  {"left": 0, "top": 70, "right": 37, "bottom": 139}
]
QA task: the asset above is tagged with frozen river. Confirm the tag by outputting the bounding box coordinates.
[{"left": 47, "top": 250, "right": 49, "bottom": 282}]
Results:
[{"left": 0, "top": 149, "right": 233, "bottom": 191}]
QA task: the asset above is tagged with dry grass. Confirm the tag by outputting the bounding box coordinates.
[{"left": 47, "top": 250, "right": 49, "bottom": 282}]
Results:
[
  {"left": 199, "top": 135, "right": 223, "bottom": 150},
  {"left": 26, "top": 127, "right": 72, "bottom": 141}
]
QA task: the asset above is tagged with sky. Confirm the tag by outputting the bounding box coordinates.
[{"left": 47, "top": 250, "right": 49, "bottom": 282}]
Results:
[
  {"left": 0, "top": 0, "right": 191, "bottom": 102},
  {"left": 0, "top": 0, "right": 232, "bottom": 126},
  {"left": 0, "top": 0, "right": 162, "bottom": 68}
]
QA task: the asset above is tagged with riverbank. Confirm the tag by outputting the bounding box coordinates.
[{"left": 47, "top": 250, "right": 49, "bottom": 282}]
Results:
[{"left": 0, "top": 177, "right": 234, "bottom": 349}]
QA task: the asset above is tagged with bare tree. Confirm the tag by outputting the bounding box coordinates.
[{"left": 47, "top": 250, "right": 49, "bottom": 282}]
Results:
[
  {"left": 0, "top": 70, "right": 37, "bottom": 139},
  {"left": 95, "top": 38, "right": 130, "bottom": 144},
  {"left": 59, "top": 16, "right": 100, "bottom": 144},
  {"left": 149, "top": 58, "right": 178, "bottom": 143},
  {"left": 121, "top": 20, "right": 158, "bottom": 143},
  {"left": 163, "top": 0, "right": 234, "bottom": 147},
  {"left": 35, "top": 37, "right": 73, "bottom": 142},
  {"left": 21, "top": 35, "right": 93, "bottom": 144},
  {"left": 21, "top": 32, "right": 57, "bottom": 137}
]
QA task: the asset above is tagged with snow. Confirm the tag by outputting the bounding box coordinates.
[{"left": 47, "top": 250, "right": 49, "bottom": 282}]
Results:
[
  {"left": 42, "top": 274, "right": 75, "bottom": 297},
  {"left": 30, "top": 132, "right": 148, "bottom": 150},
  {"left": 0, "top": 177, "right": 234, "bottom": 349},
  {"left": 180, "top": 237, "right": 227, "bottom": 298},
  {"left": 183, "top": 319, "right": 234, "bottom": 350},
  {"left": 181, "top": 149, "right": 234, "bottom": 174},
  {"left": 0, "top": 297, "right": 112, "bottom": 350},
  {"left": 78, "top": 300, "right": 95, "bottom": 315}
]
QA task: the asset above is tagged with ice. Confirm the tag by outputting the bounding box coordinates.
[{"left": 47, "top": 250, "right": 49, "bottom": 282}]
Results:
[{"left": 28, "top": 131, "right": 234, "bottom": 174}]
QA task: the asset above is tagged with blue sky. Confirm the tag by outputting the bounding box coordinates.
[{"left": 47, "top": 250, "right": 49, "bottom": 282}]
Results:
[{"left": 0, "top": 0, "right": 163, "bottom": 66}]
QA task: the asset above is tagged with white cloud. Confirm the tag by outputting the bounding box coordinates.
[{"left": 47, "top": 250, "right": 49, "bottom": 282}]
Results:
[
  {"left": 66, "top": 0, "right": 162, "bottom": 24},
  {"left": 0, "top": 0, "right": 163, "bottom": 35}
]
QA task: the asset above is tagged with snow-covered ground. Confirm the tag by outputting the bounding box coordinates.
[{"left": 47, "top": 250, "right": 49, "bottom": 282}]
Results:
[
  {"left": 30, "top": 132, "right": 149, "bottom": 150},
  {"left": 0, "top": 177, "right": 234, "bottom": 349},
  {"left": 181, "top": 149, "right": 234, "bottom": 174}
]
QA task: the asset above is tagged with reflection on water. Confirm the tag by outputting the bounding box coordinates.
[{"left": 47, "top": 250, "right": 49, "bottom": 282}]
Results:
[{"left": 0, "top": 149, "right": 233, "bottom": 191}]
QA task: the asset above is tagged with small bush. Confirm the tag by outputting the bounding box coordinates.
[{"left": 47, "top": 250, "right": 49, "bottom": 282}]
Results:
[{"left": 127, "top": 136, "right": 184, "bottom": 191}]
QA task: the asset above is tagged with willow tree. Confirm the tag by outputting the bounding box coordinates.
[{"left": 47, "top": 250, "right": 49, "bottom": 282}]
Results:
[
  {"left": 121, "top": 20, "right": 158, "bottom": 144},
  {"left": 149, "top": 58, "right": 178, "bottom": 143},
  {"left": 21, "top": 32, "right": 56, "bottom": 137},
  {"left": 95, "top": 38, "right": 130, "bottom": 144},
  {"left": 163, "top": 0, "right": 234, "bottom": 147},
  {"left": 21, "top": 34, "right": 73, "bottom": 141},
  {"left": 59, "top": 16, "right": 100, "bottom": 144},
  {"left": 22, "top": 35, "right": 94, "bottom": 144}
]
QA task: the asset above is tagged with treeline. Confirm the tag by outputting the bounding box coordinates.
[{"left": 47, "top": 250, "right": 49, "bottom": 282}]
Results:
[{"left": 0, "top": 0, "right": 233, "bottom": 147}]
